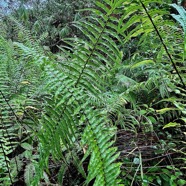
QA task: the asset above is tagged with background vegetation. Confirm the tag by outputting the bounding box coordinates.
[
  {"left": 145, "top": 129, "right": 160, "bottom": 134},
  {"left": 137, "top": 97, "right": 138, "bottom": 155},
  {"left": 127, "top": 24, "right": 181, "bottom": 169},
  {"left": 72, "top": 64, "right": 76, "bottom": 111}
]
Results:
[{"left": 0, "top": 0, "right": 186, "bottom": 185}]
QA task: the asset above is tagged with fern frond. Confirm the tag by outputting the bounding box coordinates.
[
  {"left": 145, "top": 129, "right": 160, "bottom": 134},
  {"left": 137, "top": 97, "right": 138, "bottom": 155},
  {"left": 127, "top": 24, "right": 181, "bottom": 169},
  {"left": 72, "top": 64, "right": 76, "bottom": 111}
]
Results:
[
  {"left": 0, "top": 36, "right": 20, "bottom": 185},
  {"left": 59, "top": 1, "right": 123, "bottom": 92},
  {"left": 119, "top": 1, "right": 169, "bottom": 43},
  {"left": 30, "top": 1, "right": 124, "bottom": 185},
  {"left": 171, "top": 3, "right": 186, "bottom": 32},
  {"left": 5, "top": 1, "right": 125, "bottom": 185},
  {"left": 82, "top": 109, "right": 121, "bottom": 186},
  {"left": 24, "top": 163, "right": 35, "bottom": 185},
  {"left": 0, "top": 32, "right": 46, "bottom": 185}
]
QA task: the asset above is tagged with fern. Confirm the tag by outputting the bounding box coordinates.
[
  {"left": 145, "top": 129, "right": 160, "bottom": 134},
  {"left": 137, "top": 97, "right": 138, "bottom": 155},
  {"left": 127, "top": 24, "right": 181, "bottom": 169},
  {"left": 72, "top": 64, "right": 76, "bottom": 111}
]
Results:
[
  {"left": 12, "top": 1, "right": 176, "bottom": 185},
  {"left": 0, "top": 23, "right": 45, "bottom": 184},
  {"left": 24, "top": 163, "right": 35, "bottom": 185},
  {"left": 23, "top": 1, "right": 124, "bottom": 185},
  {"left": 171, "top": 3, "right": 186, "bottom": 32},
  {"left": 0, "top": 36, "right": 20, "bottom": 185},
  {"left": 171, "top": 3, "right": 186, "bottom": 63},
  {"left": 2, "top": 0, "right": 186, "bottom": 185}
]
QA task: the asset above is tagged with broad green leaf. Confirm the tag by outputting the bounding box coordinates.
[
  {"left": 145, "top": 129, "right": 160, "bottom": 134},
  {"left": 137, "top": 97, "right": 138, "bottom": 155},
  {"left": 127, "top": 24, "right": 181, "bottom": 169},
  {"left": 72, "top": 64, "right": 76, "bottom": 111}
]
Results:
[
  {"left": 131, "top": 59, "right": 155, "bottom": 68},
  {"left": 181, "top": 117, "right": 186, "bottom": 123},
  {"left": 163, "top": 122, "right": 180, "bottom": 129},
  {"left": 131, "top": 60, "right": 155, "bottom": 69},
  {"left": 156, "top": 108, "right": 178, "bottom": 114},
  {"left": 21, "top": 143, "right": 33, "bottom": 151}
]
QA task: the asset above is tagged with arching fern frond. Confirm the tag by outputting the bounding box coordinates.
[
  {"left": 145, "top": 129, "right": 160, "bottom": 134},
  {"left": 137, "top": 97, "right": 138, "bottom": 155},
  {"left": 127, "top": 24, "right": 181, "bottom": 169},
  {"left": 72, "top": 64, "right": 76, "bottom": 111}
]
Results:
[
  {"left": 0, "top": 36, "right": 21, "bottom": 185},
  {"left": 0, "top": 31, "right": 46, "bottom": 185},
  {"left": 28, "top": 1, "right": 125, "bottom": 185},
  {"left": 59, "top": 0, "right": 124, "bottom": 92},
  {"left": 119, "top": 0, "right": 169, "bottom": 43}
]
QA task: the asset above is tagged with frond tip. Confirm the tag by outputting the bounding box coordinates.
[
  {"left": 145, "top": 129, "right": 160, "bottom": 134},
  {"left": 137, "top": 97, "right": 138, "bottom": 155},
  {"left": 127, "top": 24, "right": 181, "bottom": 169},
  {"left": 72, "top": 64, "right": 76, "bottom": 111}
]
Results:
[{"left": 82, "top": 109, "right": 122, "bottom": 186}]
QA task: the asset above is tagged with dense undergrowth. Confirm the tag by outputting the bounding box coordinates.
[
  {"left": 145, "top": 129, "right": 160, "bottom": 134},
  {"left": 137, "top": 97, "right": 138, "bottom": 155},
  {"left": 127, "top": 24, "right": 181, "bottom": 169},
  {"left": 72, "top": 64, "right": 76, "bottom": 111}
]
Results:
[{"left": 0, "top": 0, "right": 186, "bottom": 185}]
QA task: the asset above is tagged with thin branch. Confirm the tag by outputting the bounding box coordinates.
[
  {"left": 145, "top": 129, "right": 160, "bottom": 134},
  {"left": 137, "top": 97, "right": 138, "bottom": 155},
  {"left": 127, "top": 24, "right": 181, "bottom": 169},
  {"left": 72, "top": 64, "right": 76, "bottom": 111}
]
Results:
[{"left": 139, "top": 0, "right": 186, "bottom": 89}]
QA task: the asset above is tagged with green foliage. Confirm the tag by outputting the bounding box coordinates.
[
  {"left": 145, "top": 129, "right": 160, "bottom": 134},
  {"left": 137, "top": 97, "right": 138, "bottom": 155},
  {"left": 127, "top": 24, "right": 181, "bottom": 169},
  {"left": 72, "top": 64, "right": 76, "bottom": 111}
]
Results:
[
  {"left": 0, "top": 21, "right": 45, "bottom": 185},
  {"left": 0, "top": 0, "right": 186, "bottom": 185},
  {"left": 171, "top": 3, "right": 186, "bottom": 62},
  {"left": 0, "top": 36, "right": 21, "bottom": 185},
  {"left": 2, "top": 0, "right": 93, "bottom": 52},
  {"left": 171, "top": 3, "right": 186, "bottom": 32}
]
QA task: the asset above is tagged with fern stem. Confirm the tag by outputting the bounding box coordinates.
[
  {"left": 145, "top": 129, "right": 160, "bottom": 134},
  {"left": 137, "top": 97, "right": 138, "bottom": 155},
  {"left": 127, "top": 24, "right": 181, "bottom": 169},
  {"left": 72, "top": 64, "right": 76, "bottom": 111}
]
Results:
[
  {"left": 74, "top": 4, "right": 117, "bottom": 87},
  {"left": 75, "top": 19, "right": 108, "bottom": 87},
  {"left": 139, "top": 0, "right": 186, "bottom": 89}
]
